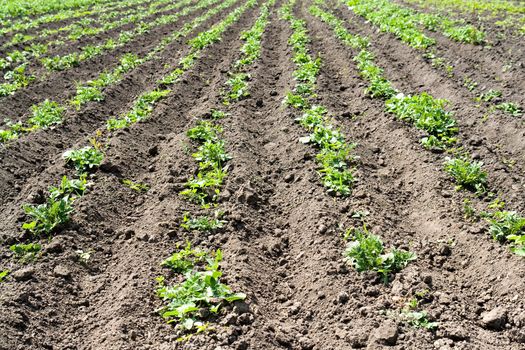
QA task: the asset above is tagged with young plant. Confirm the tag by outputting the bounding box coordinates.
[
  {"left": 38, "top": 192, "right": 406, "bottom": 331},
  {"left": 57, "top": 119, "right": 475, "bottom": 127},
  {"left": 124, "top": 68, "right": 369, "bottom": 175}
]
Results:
[
  {"left": 28, "top": 99, "right": 65, "bottom": 129},
  {"left": 156, "top": 246, "right": 246, "bottom": 330},
  {"left": 63, "top": 146, "right": 104, "bottom": 173},
  {"left": 487, "top": 211, "right": 525, "bottom": 254},
  {"left": 71, "top": 86, "right": 104, "bottom": 109},
  {"left": 161, "top": 242, "right": 207, "bottom": 273},
  {"left": 49, "top": 175, "right": 88, "bottom": 200},
  {"left": 476, "top": 89, "right": 502, "bottom": 103},
  {"left": 444, "top": 157, "right": 487, "bottom": 194},
  {"left": 22, "top": 197, "right": 74, "bottom": 236},
  {"left": 10, "top": 243, "right": 41, "bottom": 263},
  {"left": 386, "top": 93, "right": 457, "bottom": 150},
  {"left": 0, "top": 270, "right": 9, "bottom": 282},
  {"left": 496, "top": 102, "right": 523, "bottom": 117},
  {"left": 224, "top": 73, "right": 250, "bottom": 101},
  {"left": 181, "top": 212, "right": 226, "bottom": 232},
  {"left": 75, "top": 249, "right": 93, "bottom": 264},
  {"left": 186, "top": 121, "right": 222, "bottom": 142},
  {"left": 122, "top": 179, "right": 149, "bottom": 192},
  {"left": 344, "top": 225, "right": 416, "bottom": 283}
]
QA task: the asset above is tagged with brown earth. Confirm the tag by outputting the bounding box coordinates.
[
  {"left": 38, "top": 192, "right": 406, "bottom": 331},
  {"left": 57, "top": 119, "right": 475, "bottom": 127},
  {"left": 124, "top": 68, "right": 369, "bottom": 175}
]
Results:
[{"left": 1, "top": 0, "right": 525, "bottom": 349}]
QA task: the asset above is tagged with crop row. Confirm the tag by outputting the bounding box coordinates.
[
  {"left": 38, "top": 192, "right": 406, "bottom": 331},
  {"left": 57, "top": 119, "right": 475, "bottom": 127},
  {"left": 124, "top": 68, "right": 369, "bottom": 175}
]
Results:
[
  {"left": 403, "top": 0, "right": 525, "bottom": 16},
  {"left": 0, "top": 0, "right": 199, "bottom": 97},
  {"left": 345, "top": 0, "right": 485, "bottom": 48},
  {"left": 0, "top": 0, "right": 232, "bottom": 143},
  {"left": 157, "top": 0, "right": 276, "bottom": 334},
  {"left": 281, "top": 0, "right": 356, "bottom": 197},
  {"left": 311, "top": 1, "right": 525, "bottom": 256},
  {"left": 0, "top": 0, "right": 177, "bottom": 72},
  {"left": 281, "top": 0, "right": 416, "bottom": 286},
  {"left": 1, "top": 0, "right": 258, "bottom": 321},
  {"left": 403, "top": 0, "right": 525, "bottom": 35},
  {"left": 0, "top": 0, "right": 171, "bottom": 54},
  {"left": 338, "top": 0, "right": 523, "bottom": 117},
  {"left": 0, "top": 0, "right": 148, "bottom": 36}
]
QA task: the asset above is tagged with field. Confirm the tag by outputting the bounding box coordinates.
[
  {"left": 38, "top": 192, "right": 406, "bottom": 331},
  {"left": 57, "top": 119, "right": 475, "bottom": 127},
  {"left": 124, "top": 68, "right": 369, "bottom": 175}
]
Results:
[{"left": 0, "top": 0, "right": 524, "bottom": 349}]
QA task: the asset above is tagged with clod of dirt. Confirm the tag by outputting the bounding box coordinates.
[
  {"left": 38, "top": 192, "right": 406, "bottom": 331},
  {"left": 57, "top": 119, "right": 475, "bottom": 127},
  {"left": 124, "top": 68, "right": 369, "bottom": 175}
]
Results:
[
  {"left": 337, "top": 291, "right": 349, "bottom": 304},
  {"left": 298, "top": 336, "right": 314, "bottom": 350},
  {"left": 12, "top": 267, "right": 35, "bottom": 281},
  {"left": 53, "top": 265, "right": 71, "bottom": 279},
  {"left": 284, "top": 173, "right": 294, "bottom": 183},
  {"left": 99, "top": 160, "right": 122, "bottom": 175},
  {"left": 44, "top": 238, "right": 64, "bottom": 254},
  {"left": 237, "top": 313, "right": 254, "bottom": 325},
  {"left": 370, "top": 320, "right": 399, "bottom": 346},
  {"left": 223, "top": 313, "right": 238, "bottom": 326},
  {"left": 148, "top": 145, "right": 159, "bottom": 157},
  {"left": 236, "top": 185, "right": 259, "bottom": 205},
  {"left": 481, "top": 307, "right": 508, "bottom": 330},
  {"left": 233, "top": 301, "right": 250, "bottom": 315}
]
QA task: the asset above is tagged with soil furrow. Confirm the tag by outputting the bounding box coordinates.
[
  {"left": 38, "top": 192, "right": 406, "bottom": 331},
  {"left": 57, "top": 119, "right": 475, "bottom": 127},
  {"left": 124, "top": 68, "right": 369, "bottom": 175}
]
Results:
[
  {"left": 0, "top": 3, "right": 262, "bottom": 349},
  {"left": 0, "top": 0, "right": 242, "bottom": 210},
  {"left": 334, "top": 0, "right": 525, "bottom": 109},
  {"left": 300, "top": 2, "right": 525, "bottom": 348},
  {"left": 324, "top": 0, "right": 525, "bottom": 212},
  {"left": 0, "top": 0, "right": 207, "bottom": 118}
]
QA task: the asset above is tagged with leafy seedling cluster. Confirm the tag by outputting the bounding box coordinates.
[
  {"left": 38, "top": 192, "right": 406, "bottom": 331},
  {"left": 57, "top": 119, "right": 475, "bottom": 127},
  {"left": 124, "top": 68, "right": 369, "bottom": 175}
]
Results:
[
  {"left": 63, "top": 146, "right": 104, "bottom": 173},
  {"left": 487, "top": 211, "right": 525, "bottom": 255},
  {"left": 156, "top": 243, "right": 246, "bottom": 330},
  {"left": 181, "top": 211, "right": 226, "bottom": 232},
  {"left": 122, "top": 179, "right": 149, "bottom": 192},
  {"left": 22, "top": 176, "right": 88, "bottom": 236},
  {"left": 444, "top": 157, "right": 487, "bottom": 194},
  {"left": 344, "top": 225, "right": 416, "bottom": 283},
  {"left": 386, "top": 93, "right": 458, "bottom": 150},
  {"left": 10, "top": 243, "right": 41, "bottom": 263}
]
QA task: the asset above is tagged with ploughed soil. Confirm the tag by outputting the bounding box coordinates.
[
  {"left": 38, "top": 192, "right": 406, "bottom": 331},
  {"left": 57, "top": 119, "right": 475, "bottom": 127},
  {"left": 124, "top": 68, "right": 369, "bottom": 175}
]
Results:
[{"left": 1, "top": 0, "right": 525, "bottom": 349}]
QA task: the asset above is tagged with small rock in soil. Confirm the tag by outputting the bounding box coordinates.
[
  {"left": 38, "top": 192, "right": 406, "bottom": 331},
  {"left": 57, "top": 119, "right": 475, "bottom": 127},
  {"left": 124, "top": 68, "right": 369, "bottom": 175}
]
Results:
[
  {"left": 233, "top": 301, "right": 250, "bottom": 315},
  {"left": 238, "top": 313, "right": 254, "bottom": 325},
  {"left": 44, "top": 238, "right": 64, "bottom": 254},
  {"left": 223, "top": 313, "right": 238, "bottom": 326},
  {"left": 235, "top": 340, "right": 249, "bottom": 350},
  {"left": 337, "top": 291, "right": 349, "bottom": 304},
  {"left": 284, "top": 173, "right": 294, "bottom": 183},
  {"left": 136, "top": 232, "right": 149, "bottom": 241},
  {"left": 481, "top": 307, "right": 507, "bottom": 330},
  {"left": 12, "top": 267, "right": 35, "bottom": 281},
  {"left": 298, "top": 336, "right": 314, "bottom": 350},
  {"left": 53, "top": 265, "right": 71, "bottom": 279},
  {"left": 370, "top": 320, "right": 398, "bottom": 346}
]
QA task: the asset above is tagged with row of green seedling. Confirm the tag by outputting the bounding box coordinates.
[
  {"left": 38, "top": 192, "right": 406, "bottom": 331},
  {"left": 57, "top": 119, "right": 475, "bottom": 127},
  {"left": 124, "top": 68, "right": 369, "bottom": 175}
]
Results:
[
  {"left": 157, "top": 2, "right": 278, "bottom": 332},
  {"left": 106, "top": 0, "right": 256, "bottom": 131},
  {"left": 0, "top": 0, "right": 228, "bottom": 143},
  {"left": 402, "top": 0, "right": 525, "bottom": 17},
  {"left": 222, "top": 0, "right": 275, "bottom": 103},
  {"left": 0, "top": 0, "right": 194, "bottom": 97},
  {"left": 281, "top": 0, "right": 416, "bottom": 283},
  {"left": 0, "top": 0, "right": 160, "bottom": 51},
  {"left": 10, "top": 0, "right": 254, "bottom": 235},
  {"left": 339, "top": 0, "right": 522, "bottom": 115},
  {"left": 280, "top": 0, "right": 356, "bottom": 197},
  {"left": 311, "top": 3, "right": 525, "bottom": 256},
  {"left": 344, "top": 0, "right": 484, "bottom": 48},
  {"left": 0, "top": 0, "right": 130, "bottom": 23}
]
